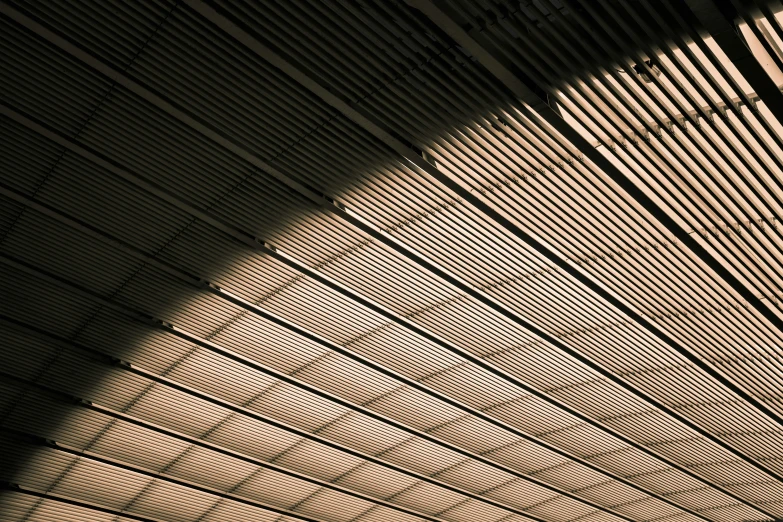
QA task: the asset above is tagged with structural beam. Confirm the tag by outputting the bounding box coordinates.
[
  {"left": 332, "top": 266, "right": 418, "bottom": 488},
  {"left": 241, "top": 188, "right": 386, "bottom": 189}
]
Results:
[
  {"left": 0, "top": 175, "right": 774, "bottom": 518},
  {"left": 402, "top": 0, "right": 783, "bottom": 442},
  {"left": 0, "top": 248, "right": 675, "bottom": 522},
  {"left": 0, "top": 428, "right": 329, "bottom": 522},
  {"left": 0, "top": 321, "right": 462, "bottom": 522},
  {"left": 0, "top": 1, "right": 781, "bottom": 500},
  {"left": 0, "top": 482, "right": 164, "bottom": 522},
  {"left": 170, "top": 0, "right": 783, "bottom": 438},
  {"left": 0, "top": 352, "right": 561, "bottom": 522}
]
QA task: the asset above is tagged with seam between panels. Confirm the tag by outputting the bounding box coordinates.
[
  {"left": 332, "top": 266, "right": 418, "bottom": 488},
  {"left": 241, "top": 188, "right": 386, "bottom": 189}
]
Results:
[
  {"left": 0, "top": 150, "right": 66, "bottom": 247},
  {"left": 3, "top": 5, "right": 776, "bottom": 518},
  {"left": 187, "top": 387, "right": 287, "bottom": 522},
  {"left": 5, "top": 4, "right": 199, "bottom": 521},
  {"left": 0, "top": 6, "right": 163, "bottom": 476},
  {"left": 261, "top": 37, "right": 461, "bottom": 172},
  {"left": 202, "top": 189, "right": 464, "bottom": 340},
  {"left": 174, "top": 379, "right": 290, "bottom": 515}
]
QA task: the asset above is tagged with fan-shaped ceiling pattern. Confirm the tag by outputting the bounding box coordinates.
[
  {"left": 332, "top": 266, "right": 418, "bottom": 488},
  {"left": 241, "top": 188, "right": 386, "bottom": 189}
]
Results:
[{"left": 2, "top": 0, "right": 783, "bottom": 521}]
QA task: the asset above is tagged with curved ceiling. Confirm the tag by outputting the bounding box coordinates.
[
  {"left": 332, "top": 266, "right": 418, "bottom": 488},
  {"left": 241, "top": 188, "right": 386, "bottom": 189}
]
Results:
[{"left": 1, "top": 1, "right": 783, "bottom": 521}]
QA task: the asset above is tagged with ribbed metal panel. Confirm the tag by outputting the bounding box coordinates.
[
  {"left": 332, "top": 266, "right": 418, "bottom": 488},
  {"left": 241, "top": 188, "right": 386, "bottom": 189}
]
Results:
[{"left": 3, "top": 1, "right": 783, "bottom": 521}]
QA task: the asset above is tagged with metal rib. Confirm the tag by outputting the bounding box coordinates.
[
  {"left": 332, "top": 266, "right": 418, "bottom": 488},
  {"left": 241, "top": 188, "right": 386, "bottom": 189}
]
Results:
[
  {"left": 0, "top": 482, "right": 165, "bottom": 522},
  {"left": 0, "top": 168, "right": 773, "bottom": 519},
  {"left": 0, "top": 428, "right": 338, "bottom": 522},
  {"left": 4, "top": 2, "right": 783, "bottom": 512},
  {"left": 402, "top": 0, "right": 783, "bottom": 460},
  {"left": 0, "top": 245, "right": 665, "bottom": 522},
  {"left": 2, "top": 4, "right": 782, "bottom": 492},
  {"left": 0, "top": 318, "right": 461, "bottom": 522},
  {"left": 0, "top": 343, "right": 562, "bottom": 522}
]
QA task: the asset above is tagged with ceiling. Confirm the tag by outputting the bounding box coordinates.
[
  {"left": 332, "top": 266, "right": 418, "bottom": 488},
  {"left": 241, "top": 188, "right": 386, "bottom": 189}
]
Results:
[{"left": 1, "top": 0, "right": 783, "bottom": 521}]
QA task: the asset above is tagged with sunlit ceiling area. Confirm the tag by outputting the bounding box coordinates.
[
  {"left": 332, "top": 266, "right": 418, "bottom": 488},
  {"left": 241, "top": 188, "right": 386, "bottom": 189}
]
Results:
[{"left": 2, "top": 0, "right": 783, "bottom": 521}]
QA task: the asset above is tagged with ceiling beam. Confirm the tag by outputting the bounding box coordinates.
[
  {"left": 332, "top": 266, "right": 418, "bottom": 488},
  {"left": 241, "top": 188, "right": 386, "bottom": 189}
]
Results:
[
  {"left": 0, "top": 323, "right": 462, "bottom": 522},
  {"left": 182, "top": 0, "right": 783, "bottom": 440},
  {"left": 0, "top": 350, "right": 556, "bottom": 522},
  {"left": 0, "top": 254, "right": 630, "bottom": 522},
  {"left": 0, "top": 428, "right": 330, "bottom": 522},
  {"left": 0, "top": 170, "right": 773, "bottom": 518},
  {"left": 1, "top": 0, "right": 781, "bottom": 500},
  {"left": 0, "top": 174, "right": 770, "bottom": 518},
  {"left": 0, "top": 481, "right": 164, "bottom": 522},
  {"left": 403, "top": 0, "right": 783, "bottom": 448}
]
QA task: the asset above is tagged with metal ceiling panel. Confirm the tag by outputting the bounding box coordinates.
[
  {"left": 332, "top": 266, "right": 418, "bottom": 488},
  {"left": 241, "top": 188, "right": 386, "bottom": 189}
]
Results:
[{"left": 3, "top": 1, "right": 783, "bottom": 521}]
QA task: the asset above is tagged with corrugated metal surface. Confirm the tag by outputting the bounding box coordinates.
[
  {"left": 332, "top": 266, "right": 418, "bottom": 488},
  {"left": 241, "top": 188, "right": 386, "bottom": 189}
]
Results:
[{"left": 2, "top": 1, "right": 783, "bottom": 521}]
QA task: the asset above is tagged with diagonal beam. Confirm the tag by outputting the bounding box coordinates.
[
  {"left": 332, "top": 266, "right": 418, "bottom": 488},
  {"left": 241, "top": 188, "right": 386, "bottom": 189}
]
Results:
[
  {"left": 0, "top": 173, "right": 773, "bottom": 518},
  {"left": 0, "top": 249, "right": 652, "bottom": 522},
  {"left": 0, "top": 337, "right": 553, "bottom": 522},
  {"left": 0, "top": 481, "right": 164, "bottom": 522},
  {"left": 399, "top": 0, "right": 783, "bottom": 449},
  {"left": 0, "top": 428, "right": 328, "bottom": 522},
  {"left": 155, "top": 0, "right": 783, "bottom": 442},
  {"left": 185, "top": 0, "right": 783, "bottom": 334},
  {"left": 1, "top": 1, "right": 781, "bottom": 500}
]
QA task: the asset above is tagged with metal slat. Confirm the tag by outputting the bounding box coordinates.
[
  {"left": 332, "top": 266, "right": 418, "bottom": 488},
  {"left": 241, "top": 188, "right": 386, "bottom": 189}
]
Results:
[
  {"left": 0, "top": 328, "right": 567, "bottom": 522},
  {"left": 403, "top": 0, "right": 783, "bottom": 479},
  {"left": 1, "top": 143, "right": 766, "bottom": 517},
  {"left": 689, "top": 0, "right": 783, "bottom": 124},
  {"left": 0, "top": 483, "right": 163, "bottom": 522},
  {"left": 0, "top": 430, "right": 353, "bottom": 522},
  {"left": 3, "top": 1, "right": 783, "bottom": 520},
  {"left": 0, "top": 248, "right": 645, "bottom": 522},
  {"left": 0, "top": 320, "right": 478, "bottom": 522},
  {"left": 0, "top": 8, "right": 772, "bottom": 512},
  {"left": 6, "top": 2, "right": 776, "bottom": 511}
]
